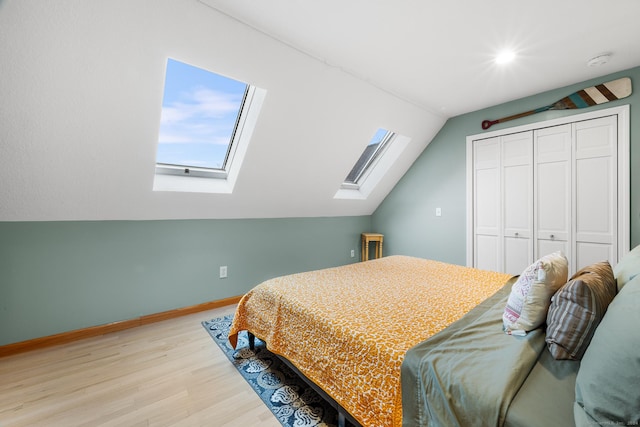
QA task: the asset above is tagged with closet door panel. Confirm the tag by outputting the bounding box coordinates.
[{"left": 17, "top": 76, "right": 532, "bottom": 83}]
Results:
[
  {"left": 535, "top": 125, "right": 571, "bottom": 267},
  {"left": 502, "top": 132, "right": 533, "bottom": 275},
  {"left": 476, "top": 235, "right": 499, "bottom": 272},
  {"left": 475, "top": 168, "right": 499, "bottom": 234},
  {"left": 575, "top": 156, "right": 614, "bottom": 243},
  {"left": 574, "top": 116, "right": 617, "bottom": 266},
  {"left": 503, "top": 133, "right": 532, "bottom": 235},
  {"left": 536, "top": 125, "right": 571, "bottom": 163},
  {"left": 503, "top": 164, "right": 529, "bottom": 228},
  {"left": 475, "top": 167, "right": 500, "bottom": 271},
  {"left": 575, "top": 118, "right": 616, "bottom": 158},
  {"left": 473, "top": 138, "right": 500, "bottom": 270},
  {"left": 504, "top": 237, "right": 532, "bottom": 275},
  {"left": 536, "top": 161, "right": 570, "bottom": 242},
  {"left": 537, "top": 239, "right": 569, "bottom": 262},
  {"left": 576, "top": 243, "right": 614, "bottom": 270}
]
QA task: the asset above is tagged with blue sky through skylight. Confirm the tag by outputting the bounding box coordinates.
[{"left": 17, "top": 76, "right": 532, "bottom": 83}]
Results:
[
  {"left": 156, "top": 59, "right": 248, "bottom": 169},
  {"left": 368, "top": 128, "right": 387, "bottom": 147}
]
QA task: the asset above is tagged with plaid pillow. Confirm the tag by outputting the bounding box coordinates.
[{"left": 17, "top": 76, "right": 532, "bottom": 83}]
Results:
[{"left": 546, "top": 261, "right": 617, "bottom": 360}]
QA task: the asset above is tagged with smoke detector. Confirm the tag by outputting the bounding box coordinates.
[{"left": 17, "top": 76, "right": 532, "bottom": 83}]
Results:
[{"left": 587, "top": 53, "right": 611, "bottom": 67}]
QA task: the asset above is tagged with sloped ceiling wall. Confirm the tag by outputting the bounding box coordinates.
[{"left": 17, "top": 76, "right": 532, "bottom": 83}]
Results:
[{"left": 0, "top": 0, "right": 445, "bottom": 221}]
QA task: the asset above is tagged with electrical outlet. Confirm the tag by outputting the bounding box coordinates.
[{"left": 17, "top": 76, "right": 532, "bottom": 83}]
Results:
[
  {"left": 219, "top": 266, "right": 227, "bottom": 279},
  {"left": 350, "top": 249, "right": 355, "bottom": 258},
  {"left": 435, "top": 207, "right": 442, "bottom": 217}
]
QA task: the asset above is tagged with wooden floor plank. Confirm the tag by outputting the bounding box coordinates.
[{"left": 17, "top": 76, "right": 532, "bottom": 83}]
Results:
[{"left": 0, "top": 305, "right": 280, "bottom": 427}]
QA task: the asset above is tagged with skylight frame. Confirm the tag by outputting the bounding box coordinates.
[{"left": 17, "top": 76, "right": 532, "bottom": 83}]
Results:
[
  {"left": 154, "top": 59, "right": 255, "bottom": 181},
  {"left": 342, "top": 129, "right": 396, "bottom": 189},
  {"left": 155, "top": 85, "right": 254, "bottom": 180}
]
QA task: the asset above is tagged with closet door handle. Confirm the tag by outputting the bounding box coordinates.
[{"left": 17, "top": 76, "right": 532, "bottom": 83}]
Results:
[
  {"left": 550, "top": 234, "right": 555, "bottom": 239},
  {"left": 514, "top": 232, "right": 519, "bottom": 237}
]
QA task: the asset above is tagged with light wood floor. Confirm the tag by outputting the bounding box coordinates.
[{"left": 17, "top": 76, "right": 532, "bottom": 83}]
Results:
[{"left": 0, "top": 305, "right": 281, "bottom": 427}]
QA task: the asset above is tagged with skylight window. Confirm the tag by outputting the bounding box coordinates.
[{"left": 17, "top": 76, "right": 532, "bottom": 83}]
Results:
[
  {"left": 156, "top": 58, "right": 251, "bottom": 179},
  {"left": 335, "top": 128, "right": 410, "bottom": 200},
  {"left": 343, "top": 128, "right": 395, "bottom": 187},
  {"left": 153, "top": 59, "right": 266, "bottom": 193}
]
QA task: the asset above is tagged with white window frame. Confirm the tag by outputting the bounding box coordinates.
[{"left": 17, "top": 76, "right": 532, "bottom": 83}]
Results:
[
  {"left": 155, "top": 85, "right": 254, "bottom": 180},
  {"left": 342, "top": 130, "right": 395, "bottom": 189}
]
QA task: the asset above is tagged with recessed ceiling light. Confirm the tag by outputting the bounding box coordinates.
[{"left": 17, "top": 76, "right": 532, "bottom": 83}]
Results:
[
  {"left": 587, "top": 53, "right": 611, "bottom": 67},
  {"left": 495, "top": 50, "right": 516, "bottom": 65}
]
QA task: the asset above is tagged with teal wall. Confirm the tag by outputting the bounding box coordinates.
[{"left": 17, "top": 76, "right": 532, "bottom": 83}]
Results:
[
  {"left": 0, "top": 216, "right": 369, "bottom": 346},
  {"left": 373, "top": 66, "right": 640, "bottom": 264},
  {"left": 4, "top": 67, "right": 639, "bottom": 348}
]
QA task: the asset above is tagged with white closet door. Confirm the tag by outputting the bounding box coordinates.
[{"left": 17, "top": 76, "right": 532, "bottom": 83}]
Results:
[
  {"left": 502, "top": 132, "right": 533, "bottom": 275},
  {"left": 473, "top": 137, "right": 501, "bottom": 271},
  {"left": 535, "top": 124, "right": 572, "bottom": 270},
  {"left": 467, "top": 105, "right": 628, "bottom": 273},
  {"left": 573, "top": 115, "right": 617, "bottom": 269}
]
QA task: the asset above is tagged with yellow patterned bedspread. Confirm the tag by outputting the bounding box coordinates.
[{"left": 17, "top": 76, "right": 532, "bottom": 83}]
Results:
[{"left": 228, "top": 255, "right": 512, "bottom": 427}]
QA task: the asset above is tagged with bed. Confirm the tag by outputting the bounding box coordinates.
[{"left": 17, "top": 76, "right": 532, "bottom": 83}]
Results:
[{"left": 228, "top": 251, "right": 640, "bottom": 427}]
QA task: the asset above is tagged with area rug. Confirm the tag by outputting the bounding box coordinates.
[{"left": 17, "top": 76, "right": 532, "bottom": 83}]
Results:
[{"left": 202, "top": 315, "right": 342, "bottom": 427}]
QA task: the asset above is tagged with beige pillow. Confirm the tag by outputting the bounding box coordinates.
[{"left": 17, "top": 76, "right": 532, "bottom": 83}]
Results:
[
  {"left": 503, "top": 251, "right": 568, "bottom": 334},
  {"left": 613, "top": 244, "right": 640, "bottom": 291}
]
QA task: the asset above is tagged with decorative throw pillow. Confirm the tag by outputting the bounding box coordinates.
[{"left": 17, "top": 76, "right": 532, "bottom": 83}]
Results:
[
  {"left": 546, "top": 261, "right": 616, "bottom": 360},
  {"left": 613, "top": 244, "right": 640, "bottom": 291},
  {"left": 503, "top": 251, "right": 568, "bottom": 335},
  {"left": 574, "top": 274, "right": 640, "bottom": 426}
]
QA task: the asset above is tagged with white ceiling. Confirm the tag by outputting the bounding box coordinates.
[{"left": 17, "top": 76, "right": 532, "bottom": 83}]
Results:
[
  {"left": 1, "top": 0, "right": 639, "bottom": 221},
  {"left": 201, "top": 0, "right": 640, "bottom": 117}
]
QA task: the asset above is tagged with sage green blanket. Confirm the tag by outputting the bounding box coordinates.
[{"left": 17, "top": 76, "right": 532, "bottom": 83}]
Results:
[{"left": 401, "top": 279, "right": 546, "bottom": 427}]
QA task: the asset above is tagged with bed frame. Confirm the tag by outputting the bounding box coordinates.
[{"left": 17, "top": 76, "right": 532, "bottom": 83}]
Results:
[{"left": 248, "top": 332, "right": 362, "bottom": 427}]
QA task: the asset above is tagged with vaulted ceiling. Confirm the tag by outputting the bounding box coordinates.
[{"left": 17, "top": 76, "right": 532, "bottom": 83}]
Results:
[
  {"left": 1, "top": 0, "right": 640, "bottom": 221},
  {"left": 202, "top": 0, "right": 640, "bottom": 117}
]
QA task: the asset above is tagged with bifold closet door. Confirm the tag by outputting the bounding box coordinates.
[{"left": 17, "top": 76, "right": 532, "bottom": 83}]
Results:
[
  {"left": 534, "top": 117, "right": 618, "bottom": 273},
  {"left": 473, "top": 132, "right": 532, "bottom": 274},
  {"left": 573, "top": 115, "right": 617, "bottom": 269},
  {"left": 502, "top": 132, "right": 533, "bottom": 276},
  {"left": 535, "top": 124, "right": 572, "bottom": 270},
  {"left": 473, "top": 137, "right": 501, "bottom": 272},
  {"left": 468, "top": 105, "right": 627, "bottom": 275}
]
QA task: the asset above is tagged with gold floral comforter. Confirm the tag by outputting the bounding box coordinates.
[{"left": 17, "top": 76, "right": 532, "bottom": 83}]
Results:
[{"left": 228, "top": 255, "right": 512, "bottom": 427}]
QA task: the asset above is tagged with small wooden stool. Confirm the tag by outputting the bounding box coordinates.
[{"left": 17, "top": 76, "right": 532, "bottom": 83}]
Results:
[{"left": 361, "top": 233, "right": 383, "bottom": 261}]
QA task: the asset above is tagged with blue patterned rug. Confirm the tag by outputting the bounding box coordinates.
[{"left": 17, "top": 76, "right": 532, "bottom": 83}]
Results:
[{"left": 202, "top": 315, "right": 341, "bottom": 427}]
